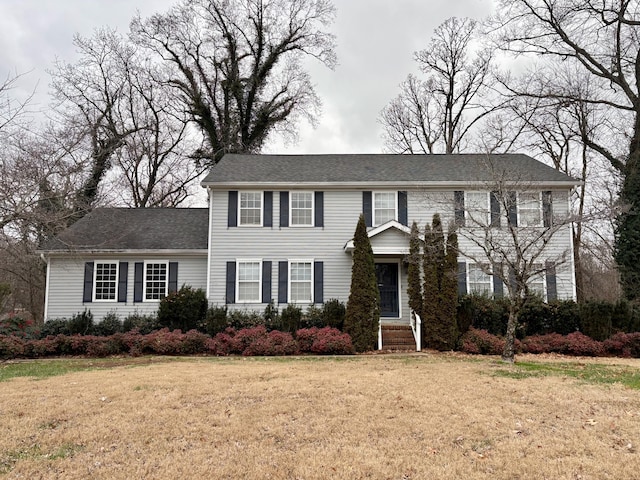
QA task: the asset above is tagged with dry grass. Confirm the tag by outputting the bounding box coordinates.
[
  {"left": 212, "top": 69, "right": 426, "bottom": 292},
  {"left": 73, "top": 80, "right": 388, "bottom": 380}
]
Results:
[{"left": 1, "top": 353, "right": 639, "bottom": 479}]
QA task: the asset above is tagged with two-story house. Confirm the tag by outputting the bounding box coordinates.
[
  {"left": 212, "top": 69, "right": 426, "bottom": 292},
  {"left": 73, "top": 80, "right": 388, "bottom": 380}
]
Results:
[{"left": 39, "top": 153, "right": 579, "bottom": 349}]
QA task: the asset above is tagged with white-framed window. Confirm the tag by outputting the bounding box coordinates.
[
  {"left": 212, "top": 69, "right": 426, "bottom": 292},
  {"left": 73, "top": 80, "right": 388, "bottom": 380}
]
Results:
[
  {"left": 144, "top": 261, "right": 168, "bottom": 301},
  {"left": 465, "top": 191, "right": 490, "bottom": 226},
  {"left": 527, "top": 267, "right": 546, "bottom": 300},
  {"left": 373, "top": 192, "right": 397, "bottom": 226},
  {"left": 237, "top": 260, "right": 262, "bottom": 303},
  {"left": 468, "top": 263, "right": 492, "bottom": 295},
  {"left": 518, "top": 192, "right": 542, "bottom": 227},
  {"left": 290, "top": 192, "right": 314, "bottom": 226},
  {"left": 94, "top": 262, "right": 118, "bottom": 301},
  {"left": 239, "top": 191, "right": 263, "bottom": 226},
  {"left": 289, "top": 260, "right": 313, "bottom": 303}
]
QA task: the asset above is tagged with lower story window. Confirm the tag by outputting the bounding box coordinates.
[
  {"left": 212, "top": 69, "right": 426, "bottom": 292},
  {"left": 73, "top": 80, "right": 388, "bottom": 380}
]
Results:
[
  {"left": 528, "top": 268, "right": 546, "bottom": 300},
  {"left": 237, "top": 260, "right": 261, "bottom": 302},
  {"left": 290, "top": 261, "right": 312, "bottom": 303},
  {"left": 145, "top": 262, "right": 168, "bottom": 300},
  {"left": 468, "top": 263, "right": 492, "bottom": 295},
  {"left": 94, "top": 262, "right": 118, "bottom": 301}
]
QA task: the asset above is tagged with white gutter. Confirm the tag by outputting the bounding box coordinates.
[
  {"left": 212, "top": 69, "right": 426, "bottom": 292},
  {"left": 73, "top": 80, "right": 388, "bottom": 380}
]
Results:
[{"left": 41, "top": 253, "right": 50, "bottom": 321}]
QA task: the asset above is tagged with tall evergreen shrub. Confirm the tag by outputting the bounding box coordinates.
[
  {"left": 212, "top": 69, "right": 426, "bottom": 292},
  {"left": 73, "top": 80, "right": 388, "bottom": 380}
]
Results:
[
  {"left": 407, "top": 221, "right": 423, "bottom": 320},
  {"left": 344, "top": 214, "right": 380, "bottom": 352}
]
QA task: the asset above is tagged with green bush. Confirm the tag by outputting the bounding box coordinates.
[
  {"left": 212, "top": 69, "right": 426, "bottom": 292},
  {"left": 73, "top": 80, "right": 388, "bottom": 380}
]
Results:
[
  {"left": 322, "top": 298, "right": 346, "bottom": 330},
  {"left": 39, "top": 318, "right": 72, "bottom": 337},
  {"left": 68, "top": 310, "right": 94, "bottom": 335},
  {"left": 122, "top": 313, "right": 160, "bottom": 334},
  {"left": 92, "top": 313, "right": 123, "bottom": 336},
  {"left": 205, "top": 305, "right": 228, "bottom": 336},
  {"left": 580, "top": 301, "right": 613, "bottom": 341},
  {"left": 263, "top": 300, "right": 279, "bottom": 329},
  {"left": 279, "top": 304, "right": 302, "bottom": 333},
  {"left": 457, "top": 295, "right": 509, "bottom": 337},
  {"left": 302, "top": 305, "right": 324, "bottom": 329},
  {"left": 227, "top": 309, "right": 264, "bottom": 330},
  {"left": 157, "top": 285, "right": 208, "bottom": 332}
]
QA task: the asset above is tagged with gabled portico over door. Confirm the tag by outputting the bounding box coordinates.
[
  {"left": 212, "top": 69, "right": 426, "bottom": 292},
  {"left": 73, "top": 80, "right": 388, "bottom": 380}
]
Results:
[{"left": 375, "top": 262, "right": 399, "bottom": 317}]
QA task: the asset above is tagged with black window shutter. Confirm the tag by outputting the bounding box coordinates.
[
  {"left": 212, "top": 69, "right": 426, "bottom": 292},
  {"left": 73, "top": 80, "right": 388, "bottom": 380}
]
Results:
[
  {"left": 454, "top": 191, "right": 465, "bottom": 227},
  {"left": 226, "top": 262, "right": 236, "bottom": 304},
  {"left": 168, "top": 262, "right": 178, "bottom": 294},
  {"left": 228, "top": 191, "right": 238, "bottom": 227},
  {"left": 83, "top": 262, "right": 94, "bottom": 303},
  {"left": 118, "top": 262, "right": 128, "bottom": 303},
  {"left": 542, "top": 191, "right": 553, "bottom": 228},
  {"left": 546, "top": 261, "right": 557, "bottom": 301},
  {"left": 278, "top": 261, "right": 288, "bottom": 304},
  {"left": 492, "top": 262, "right": 503, "bottom": 298},
  {"left": 490, "top": 191, "right": 501, "bottom": 227},
  {"left": 314, "top": 191, "right": 324, "bottom": 227},
  {"left": 507, "top": 191, "right": 518, "bottom": 227},
  {"left": 457, "top": 262, "right": 467, "bottom": 295},
  {"left": 280, "top": 191, "right": 289, "bottom": 227},
  {"left": 264, "top": 191, "right": 273, "bottom": 227},
  {"left": 262, "top": 261, "right": 272, "bottom": 303},
  {"left": 363, "top": 191, "right": 372, "bottom": 227},
  {"left": 134, "top": 262, "right": 144, "bottom": 303},
  {"left": 314, "top": 261, "right": 324, "bottom": 304},
  {"left": 508, "top": 266, "right": 518, "bottom": 292},
  {"left": 398, "top": 191, "right": 408, "bottom": 226}
]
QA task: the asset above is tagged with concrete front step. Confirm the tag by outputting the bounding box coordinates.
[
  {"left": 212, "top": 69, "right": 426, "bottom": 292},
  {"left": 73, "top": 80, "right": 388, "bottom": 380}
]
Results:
[{"left": 381, "top": 325, "right": 416, "bottom": 351}]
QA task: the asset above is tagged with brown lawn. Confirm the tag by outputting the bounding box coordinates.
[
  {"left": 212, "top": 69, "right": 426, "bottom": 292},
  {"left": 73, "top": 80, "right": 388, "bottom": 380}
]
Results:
[{"left": 1, "top": 353, "right": 639, "bottom": 479}]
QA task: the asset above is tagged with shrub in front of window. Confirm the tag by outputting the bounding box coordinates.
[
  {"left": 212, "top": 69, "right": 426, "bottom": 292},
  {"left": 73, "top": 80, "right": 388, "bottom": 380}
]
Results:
[
  {"left": 157, "top": 285, "right": 208, "bottom": 332},
  {"left": 92, "top": 312, "right": 123, "bottom": 336},
  {"left": 263, "top": 300, "right": 279, "bottom": 329},
  {"left": 205, "top": 305, "right": 229, "bottom": 335},
  {"left": 227, "top": 309, "right": 264, "bottom": 330},
  {"left": 279, "top": 304, "right": 302, "bottom": 333},
  {"left": 68, "top": 310, "right": 94, "bottom": 335},
  {"left": 321, "top": 298, "right": 346, "bottom": 330},
  {"left": 122, "top": 313, "right": 160, "bottom": 335}
]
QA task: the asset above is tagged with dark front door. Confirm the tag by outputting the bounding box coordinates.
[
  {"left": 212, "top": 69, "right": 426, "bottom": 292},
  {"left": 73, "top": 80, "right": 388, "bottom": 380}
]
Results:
[{"left": 375, "top": 263, "right": 399, "bottom": 317}]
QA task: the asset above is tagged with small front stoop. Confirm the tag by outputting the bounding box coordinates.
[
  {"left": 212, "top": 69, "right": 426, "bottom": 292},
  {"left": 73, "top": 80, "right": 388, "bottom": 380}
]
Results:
[{"left": 381, "top": 325, "right": 416, "bottom": 351}]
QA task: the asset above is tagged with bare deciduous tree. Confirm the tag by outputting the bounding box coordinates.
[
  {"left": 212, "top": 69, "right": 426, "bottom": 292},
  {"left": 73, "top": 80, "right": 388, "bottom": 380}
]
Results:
[
  {"left": 380, "top": 17, "right": 499, "bottom": 154},
  {"left": 131, "top": 0, "right": 337, "bottom": 166}
]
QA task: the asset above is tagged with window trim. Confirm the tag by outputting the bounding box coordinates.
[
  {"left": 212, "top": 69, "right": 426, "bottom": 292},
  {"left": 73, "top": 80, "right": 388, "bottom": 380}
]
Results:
[
  {"left": 288, "top": 259, "right": 314, "bottom": 304},
  {"left": 467, "top": 262, "right": 493, "bottom": 296},
  {"left": 236, "top": 259, "right": 263, "bottom": 304},
  {"left": 372, "top": 191, "right": 398, "bottom": 227},
  {"left": 517, "top": 191, "right": 543, "bottom": 227},
  {"left": 92, "top": 261, "right": 119, "bottom": 302},
  {"left": 238, "top": 191, "right": 264, "bottom": 227},
  {"left": 464, "top": 191, "right": 490, "bottom": 226},
  {"left": 143, "top": 261, "right": 169, "bottom": 302},
  {"left": 289, "top": 191, "right": 314, "bottom": 227}
]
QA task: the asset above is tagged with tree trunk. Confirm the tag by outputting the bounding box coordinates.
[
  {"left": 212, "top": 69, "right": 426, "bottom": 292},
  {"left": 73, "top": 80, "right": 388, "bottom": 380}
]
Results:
[{"left": 502, "top": 300, "right": 521, "bottom": 363}]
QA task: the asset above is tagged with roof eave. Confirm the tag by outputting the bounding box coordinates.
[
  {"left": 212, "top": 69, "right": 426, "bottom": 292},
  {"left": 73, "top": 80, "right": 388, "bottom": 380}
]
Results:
[{"left": 202, "top": 180, "right": 582, "bottom": 189}]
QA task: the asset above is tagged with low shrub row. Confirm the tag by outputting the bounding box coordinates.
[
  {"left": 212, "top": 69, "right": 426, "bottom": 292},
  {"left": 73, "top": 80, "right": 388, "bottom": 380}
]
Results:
[
  {"left": 460, "top": 327, "right": 640, "bottom": 358},
  {"left": 0, "top": 326, "right": 353, "bottom": 359}
]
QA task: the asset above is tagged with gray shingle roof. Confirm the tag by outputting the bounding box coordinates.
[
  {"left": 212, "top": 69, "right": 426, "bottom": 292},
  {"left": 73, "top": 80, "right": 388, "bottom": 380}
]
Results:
[
  {"left": 201, "top": 153, "right": 579, "bottom": 186},
  {"left": 40, "top": 208, "right": 209, "bottom": 252}
]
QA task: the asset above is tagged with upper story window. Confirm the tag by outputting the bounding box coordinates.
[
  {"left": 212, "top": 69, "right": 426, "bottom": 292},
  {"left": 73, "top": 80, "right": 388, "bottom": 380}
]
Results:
[
  {"left": 465, "top": 192, "right": 490, "bottom": 226},
  {"left": 290, "top": 192, "right": 313, "bottom": 226},
  {"left": 289, "top": 260, "right": 313, "bottom": 303},
  {"left": 239, "top": 192, "right": 263, "bottom": 226},
  {"left": 518, "top": 192, "right": 542, "bottom": 227},
  {"left": 94, "top": 262, "right": 118, "bottom": 301},
  {"left": 468, "top": 263, "right": 492, "bottom": 295},
  {"left": 373, "top": 192, "right": 397, "bottom": 226},
  {"left": 237, "top": 260, "right": 262, "bottom": 303},
  {"left": 145, "top": 262, "right": 168, "bottom": 300}
]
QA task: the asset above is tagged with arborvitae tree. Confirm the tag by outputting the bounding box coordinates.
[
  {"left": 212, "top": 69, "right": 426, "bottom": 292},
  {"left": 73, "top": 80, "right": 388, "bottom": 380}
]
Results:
[
  {"left": 407, "top": 221, "right": 423, "bottom": 320},
  {"left": 422, "top": 223, "right": 438, "bottom": 348},
  {"left": 432, "top": 214, "right": 446, "bottom": 292},
  {"left": 438, "top": 227, "right": 459, "bottom": 349},
  {"left": 345, "top": 214, "right": 380, "bottom": 352}
]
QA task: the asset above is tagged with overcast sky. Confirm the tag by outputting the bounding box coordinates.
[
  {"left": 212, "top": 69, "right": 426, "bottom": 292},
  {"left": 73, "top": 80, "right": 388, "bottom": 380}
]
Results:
[{"left": 0, "top": 0, "right": 494, "bottom": 154}]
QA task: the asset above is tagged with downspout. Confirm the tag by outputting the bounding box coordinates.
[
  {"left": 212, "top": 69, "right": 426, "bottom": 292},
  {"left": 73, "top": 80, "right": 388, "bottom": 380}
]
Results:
[
  {"left": 206, "top": 187, "right": 214, "bottom": 301},
  {"left": 40, "top": 253, "right": 50, "bottom": 321}
]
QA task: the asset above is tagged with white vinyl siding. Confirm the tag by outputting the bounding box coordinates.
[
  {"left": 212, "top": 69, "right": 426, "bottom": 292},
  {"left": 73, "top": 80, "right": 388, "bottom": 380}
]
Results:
[
  {"left": 239, "top": 192, "right": 263, "bottom": 226},
  {"left": 290, "top": 192, "right": 313, "bottom": 226},
  {"left": 93, "top": 262, "right": 118, "bottom": 301},
  {"left": 289, "top": 260, "right": 313, "bottom": 303},
  {"left": 468, "top": 263, "right": 492, "bottom": 295},
  {"left": 237, "top": 260, "right": 262, "bottom": 303},
  {"left": 373, "top": 192, "right": 397, "bottom": 226},
  {"left": 465, "top": 191, "right": 490, "bottom": 226},
  {"left": 144, "top": 262, "right": 168, "bottom": 300},
  {"left": 518, "top": 192, "right": 542, "bottom": 227},
  {"left": 528, "top": 266, "right": 546, "bottom": 300}
]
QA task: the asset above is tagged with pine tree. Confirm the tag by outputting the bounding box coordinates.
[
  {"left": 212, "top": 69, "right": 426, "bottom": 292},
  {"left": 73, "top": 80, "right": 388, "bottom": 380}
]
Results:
[
  {"left": 345, "top": 214, "right": 380, "bottom": 352},
  {"left": 407, "top": 221, "right": 423, "bottom": 320}
]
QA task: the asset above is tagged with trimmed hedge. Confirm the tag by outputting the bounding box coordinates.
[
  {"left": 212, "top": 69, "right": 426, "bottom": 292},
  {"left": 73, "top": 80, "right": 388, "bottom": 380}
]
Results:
[{"left": 0, "top": 326, "right": 354, "bottom": 360}]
